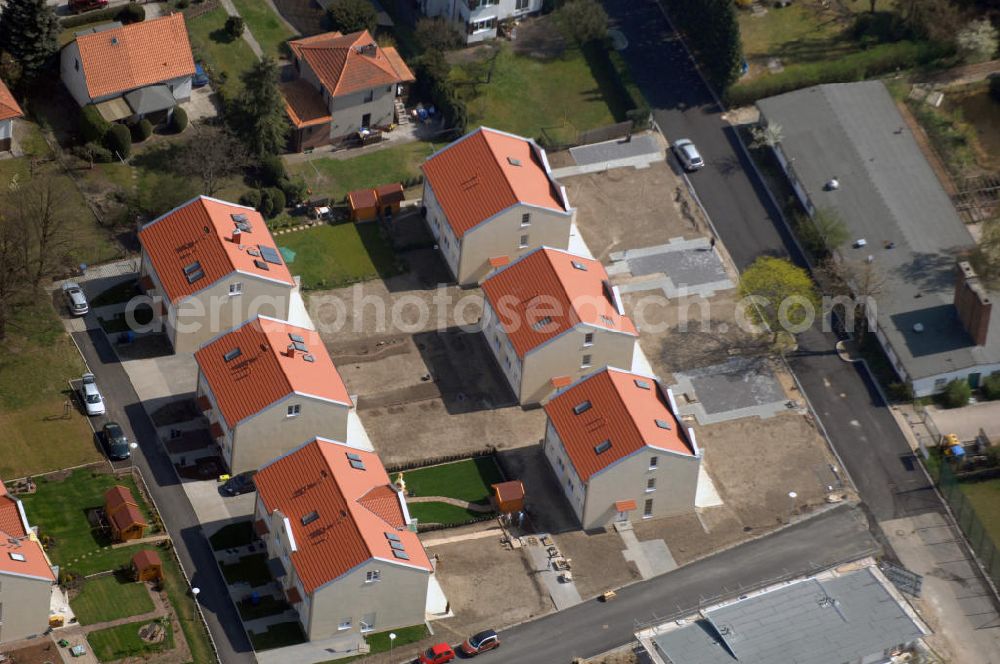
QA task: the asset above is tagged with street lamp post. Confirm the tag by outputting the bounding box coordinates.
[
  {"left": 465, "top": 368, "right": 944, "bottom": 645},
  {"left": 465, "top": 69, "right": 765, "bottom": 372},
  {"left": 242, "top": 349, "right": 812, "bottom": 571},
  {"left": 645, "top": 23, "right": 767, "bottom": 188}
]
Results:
[
  {"left": 389, "top": 632, "right": 396, "bottom": 660},
  {"left": 787, "top": 491, "right": 798, "bottom": 522},
  {"left": 129, "top": 442, "right": 138, "bottom": 468},
  {"left": 191, "top": 587, "right": 201, "bottom": 621}
]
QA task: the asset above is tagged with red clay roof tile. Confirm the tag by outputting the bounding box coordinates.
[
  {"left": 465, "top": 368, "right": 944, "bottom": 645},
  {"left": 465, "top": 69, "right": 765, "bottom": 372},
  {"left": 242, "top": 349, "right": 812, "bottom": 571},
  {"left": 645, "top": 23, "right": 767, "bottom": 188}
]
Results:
[
  {"left": 421, "top": 128, "right": 569, "bottom": 239},
  {"left": 0, "top": 79, "right": 23, "bottom": 122},
  {"left": 138, "top": 196, "right": 294, "bottom": 304},
  {"left": 131, "top": 549, "right": 161, "bottom": 569},
  {"left": 289, "top": 30, "right": 413, "bottom": 99},
  {"left": 74, "top": 14, "right": 195, "bottom": 99},
  {"left": 482, "top": 248, "right": 637, "bottom": 357},
  {"left": 0, "top": 481, "right": 54, "bottom": 582},
  {"left": 255, "top": 438, "right": 431, "bottom": 594},
  {"left": 544, "top": 368, "right": 696, "bottom": 482},
  {"left": 195, "top": 316, "right": 352, "bottom": 429},
  {"left": 281, "top": 79, "right": 332, "bottom": 129}
]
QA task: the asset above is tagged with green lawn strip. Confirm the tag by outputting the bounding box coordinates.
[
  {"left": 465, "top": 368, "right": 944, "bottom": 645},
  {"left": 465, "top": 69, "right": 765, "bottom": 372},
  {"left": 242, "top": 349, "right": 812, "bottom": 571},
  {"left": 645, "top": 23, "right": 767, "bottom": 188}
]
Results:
[
  {"left": 288, "top": 141, "right": 440, "bottom": 203},
  {"left": 231, "top": 0, "right": 297, "bottom": 58},
  {"left": 407, "top": 502, "right": 485, "bottom": 525},
  {"left": 87, "top": 618, "right": 174, "bottom": 661},
  {"left": 402, "top": 457, "right": 504, "bottom": 504},
  {"left": 186, "top": 4, "right": 257, "bottom": 101},
  {"left": 221, "top": 553, "right": 272, "bottom": 586},
  {"left": 958, "top": 479, "right": 1000, "bottom": 544},
  {"left": 0, "top": 299, "right": 100, "bottom": 478},
  {"left": 238, "top": 594, "right": 292, "bottom": 621},
  {"left": 20, "top": 470, "right": 159, "bottom": 575},
  {"left": 450, "top": 43, "right": 616, "bottom": 144},
  {"left": 90, "top": 279, "right": 140, "bottom": 308},
  {"left": 209, "top": 520, "right": 255, "bottom": 550},
  {"left": 71, "top": 573, "right": 154, "bottom": 625},
  {"left": 366, "top": 624, "right": 429, "bottom": 653},
  {"left": 159, "top": 546, "right": 215, "bottom": 664},
  {"left": 249, "top": 621, "right": 307, "bottom": 650},
  {"left": 276, "top": 223, "right": 403, "bottom": 290}
]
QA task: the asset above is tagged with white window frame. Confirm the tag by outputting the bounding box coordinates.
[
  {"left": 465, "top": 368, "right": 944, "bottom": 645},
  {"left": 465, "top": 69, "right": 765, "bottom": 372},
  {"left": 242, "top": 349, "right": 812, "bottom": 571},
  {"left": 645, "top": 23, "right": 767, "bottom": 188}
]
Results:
[
  {"left": 521, "top": 212, "right": 531, "bottom": 227},
  {"left": 515, "top": 0, "right": 530, "bottom": 9},
  {"left": 229, "top": 282, "right": 243, "bottom": 296},
  {"left": 643, "top": 498, "right": 653, "bottom": 518},
  {"left": 581, "top": 354, "right": 592, "bottom": 368},
  {"left": 338, "top": 619, "right": 352, "bottom": 630},
  {"left": 365, "top": 570, "right": 381, "bottom": 583},
  {"left": 519, "top": 233, "right": 529, "bottom": 248},
  {"left": 286, "top": 404, "right": 301, "bottom": 417},
  {"left": 360, "top": 620, "right": 375, "bottom": 633},
  {"left": 649, "top": 456, "right": 658, "bottom": 470},
  {"left": 646, "top": 477, "right": 656, "bottom": 493},
  {"left": 583, "top": 332, "right": 594, "bottom": 347}
]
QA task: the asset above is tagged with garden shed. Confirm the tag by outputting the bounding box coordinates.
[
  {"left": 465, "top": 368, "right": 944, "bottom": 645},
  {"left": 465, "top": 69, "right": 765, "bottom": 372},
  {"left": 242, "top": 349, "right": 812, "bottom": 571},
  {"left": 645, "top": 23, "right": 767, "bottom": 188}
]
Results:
[{"left": 131, "top": 549, "right": 163, "bottom": 582}]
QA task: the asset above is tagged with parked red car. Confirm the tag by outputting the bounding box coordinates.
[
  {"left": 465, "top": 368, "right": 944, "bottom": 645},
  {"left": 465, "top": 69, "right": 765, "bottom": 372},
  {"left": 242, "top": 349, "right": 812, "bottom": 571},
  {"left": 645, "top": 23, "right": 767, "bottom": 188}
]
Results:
[
  {"left": 460, "top": 630, "right": 500, "bottom": 656},
  {"left": 68, "top": 0, "right": 109, "bottom": 13},
  {"left": 417, "top": 643, "right": 455, "bottom": 664}
]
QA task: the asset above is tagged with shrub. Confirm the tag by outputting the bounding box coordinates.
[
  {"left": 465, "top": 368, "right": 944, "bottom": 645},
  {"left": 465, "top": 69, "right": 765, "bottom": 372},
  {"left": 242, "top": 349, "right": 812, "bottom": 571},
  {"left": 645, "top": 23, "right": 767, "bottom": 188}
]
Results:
[
  {"left": 175, "top": 0, "right": 190, "bottom": 7},
  {"left": 62, "top": 5, "right": 121, "bottom": 28},
  {"left": 225, "top": 15, "right": 245, "bottom": 39},
  {"left": 115, "top": 2, "right": 146, "bottom": 24},
  {"left": 239, "top": 189, "right": 262, "bottom": 209},
  {"left": 887, "top": 382, "right": 914, "bottom": 402},
  {"left": 170, "top": 106, "right": 188, "bottom": 133},
  {"left": 104, "top": 123, "right": 132, "bottom": 159},
  {"left": 941, "top": 379, "right": 971, "bottom": 408},
  {"left": 279, "top": 176, "right": 308, "bottom": 205},
  {"left": 258, "top": 188, "right": 275, "bottom": 217},
  {"left": 71, "top": 142, "right": 114, "bottom": 163},
  {"left": 130, "top": 118, "right": 153, "bottom": 142},
  {"left": 265, "top": 187, "right": 286, "bottom": 216},
  {"left": 981, "top": 373, "right": 1000, "bottom": 400},
  {"left": 326, "top": 0, "right": 377, "bottom": 34},
  {"left": 849, "top": 11, "right": 910, "bottom": 46},
  {"left": 259, "top": 154, "right": 286, "bottom": 186},
  {"left": 80, "top": 104, "right": 110, "bottom": 143}
]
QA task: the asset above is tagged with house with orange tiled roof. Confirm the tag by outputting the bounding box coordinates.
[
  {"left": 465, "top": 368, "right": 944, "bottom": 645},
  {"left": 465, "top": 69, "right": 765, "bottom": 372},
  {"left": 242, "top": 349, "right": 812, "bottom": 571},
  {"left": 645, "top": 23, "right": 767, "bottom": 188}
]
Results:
[
  {"left": 480, "top": 247, "right": 638, "bottom": 405},
  {"left": 254, "top": 438, "right": 432, "bottom": 641},
  {"left": 195, "top": 315, "right": 363, "bottom": 474},
  {"left": 281, "top": 30, "right": 414, "bottom": 152},
  {"left": 421, "top": 127, "right": 574, "bottom": 286},
  {"left": 542, "top": 367, "right": 701, "bottom": 530},
  {"left": 0, "top": 480, "right": 56, "bottom": 644},
  {"left": 59, "top": 14, "right": 195, "bottom": 123},
  {"left": 138, "top": 196, "right": 298, "bottom": 354},
  {"left": 0, "top": 78, "right": 23, "bottom": 153},
  {"left": 419, "top": 0, "right": 544, "bottom": 44}
]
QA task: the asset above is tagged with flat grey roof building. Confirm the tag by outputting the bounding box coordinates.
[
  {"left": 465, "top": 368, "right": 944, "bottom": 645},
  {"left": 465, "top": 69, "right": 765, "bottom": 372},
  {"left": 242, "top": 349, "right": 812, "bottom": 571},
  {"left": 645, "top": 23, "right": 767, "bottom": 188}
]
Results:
[
  {"left": 646, "top": 565, "right": 927, "bottom": 664},
  {"left": 757, "top": 82, "right": 999, "bottom": 393}
]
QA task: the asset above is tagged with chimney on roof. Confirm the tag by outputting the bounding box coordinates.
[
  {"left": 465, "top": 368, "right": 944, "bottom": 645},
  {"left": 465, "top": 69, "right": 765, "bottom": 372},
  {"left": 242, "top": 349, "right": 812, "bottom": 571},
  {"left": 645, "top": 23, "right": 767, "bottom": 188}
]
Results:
[
  {"left": 954, "top": 260, "right": 991, "bottom": 346},
  {"left": 232, "top": 228, "right": 242, "bottom": 244},
  {"left": 285, "top": 343, "right": 297, "bottom": 358}
]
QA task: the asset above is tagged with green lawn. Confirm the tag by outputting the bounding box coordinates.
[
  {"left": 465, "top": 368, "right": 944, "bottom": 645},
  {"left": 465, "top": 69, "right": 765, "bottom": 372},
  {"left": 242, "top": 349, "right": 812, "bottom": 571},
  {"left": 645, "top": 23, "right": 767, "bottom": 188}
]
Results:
[
  {"left": 450, "top": 42, "right": 618, "bottom": 144},
  {"left": 403, "top": 457, "right": 504, "bottom": 504},
  {"left": 959, "top": 479, "right": 1000, "bottom": 545},
  {"left": 71, "top": 573, "right": 154, "bottom": 625},
  {"left": 231, "top": 0, "right": 297, "bottom": 58},
  {"left": 159, "top": 546, "right": 215, "bottom": 664},
  {"left": 289, "top": 141, "right": 441, "bottom": 204},
  {"left": 88, "top": 618, "right": 174, "bottom": 661},
  {"left": 276, "top": 222, "right": 404, "bottom": 290},
  {"left": 249, "top": 621, "right": 307, "bottom": 650},
  {"left": 19, "top": 470, "right": 157, "bottom": 575},
  {"left": 221, "top": 553, "right": 272, "bottom": 587},
  {"left": 210, "top": 520, "right": 256, "bottom": 550},
  {"left": 407, "top": 502, "right": 484, "bottom": 525},
  {"left": 0, "top": 298, "right": 101, "bottom": 479},
  {"left": 186, "top": 4, "right": 257, "bottom": 100}
]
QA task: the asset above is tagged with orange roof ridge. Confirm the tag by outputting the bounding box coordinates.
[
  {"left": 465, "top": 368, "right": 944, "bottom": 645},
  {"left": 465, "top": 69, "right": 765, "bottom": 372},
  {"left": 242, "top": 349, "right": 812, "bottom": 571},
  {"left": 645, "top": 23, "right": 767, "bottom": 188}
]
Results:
[
  {"left": 255, "top": 439, "right": 431, "bottom": 593},
  {"left": 0, "top": 79, "right": 23, "bottom": 121},
  {"left": 482, "top": 247, "right": 637, "bottom": 357},
  {"left": 138, "top": 196, "right": 295, "bottom": 303},
  {"left": 421, "top": 127, "right": 569, "bottom": 239},
  {"left": 74, "top": 13, "right": 195, "bottom": 99},
  {"left": 195, "top": 316, "right": 352, "bottom": 428},
  {"left": 289, "top": 30, "right": 413, "bottom": 99},
  {"left": 544, "top": 368, "right": 696, "bottom": 482}
]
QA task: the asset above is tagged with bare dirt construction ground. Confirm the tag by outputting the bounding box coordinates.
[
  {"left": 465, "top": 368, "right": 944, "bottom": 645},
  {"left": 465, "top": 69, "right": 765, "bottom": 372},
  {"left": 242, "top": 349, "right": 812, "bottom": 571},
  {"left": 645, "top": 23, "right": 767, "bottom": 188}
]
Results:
[
  {"left": 632, "top": 506, "right": 754, "bottom": 568},
  {"left": 426, "top": 537, "right": 551, "bottom": 643},
  {"left": 554, "top": 529, "right": 641, "bottom": 599},
  {"left": 1, "top": 639, "right": 64, "bottom": 664},
  {"left": 564, "top": 161, "right": 705, "bottom": 261}
]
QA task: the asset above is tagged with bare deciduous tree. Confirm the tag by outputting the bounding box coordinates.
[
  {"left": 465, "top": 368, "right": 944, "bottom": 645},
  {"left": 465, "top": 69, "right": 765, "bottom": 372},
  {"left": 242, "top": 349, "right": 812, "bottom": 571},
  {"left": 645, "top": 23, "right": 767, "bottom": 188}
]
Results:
[{"left": 173, "top": 125, "right": 249, "bottom": 196}]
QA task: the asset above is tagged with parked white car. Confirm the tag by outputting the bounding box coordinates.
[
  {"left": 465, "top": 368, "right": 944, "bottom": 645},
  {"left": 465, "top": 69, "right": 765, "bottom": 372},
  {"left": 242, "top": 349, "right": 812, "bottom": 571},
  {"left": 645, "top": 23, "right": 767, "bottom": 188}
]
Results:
[
  {"left": 62, "top": 282, "right": 89, "bottom": 316},
  {"left": 673, "top": 138, "right": 705, "bottom": 172},
  {"left": 80, "top": 372, "right": 106, "bottom": 416}
]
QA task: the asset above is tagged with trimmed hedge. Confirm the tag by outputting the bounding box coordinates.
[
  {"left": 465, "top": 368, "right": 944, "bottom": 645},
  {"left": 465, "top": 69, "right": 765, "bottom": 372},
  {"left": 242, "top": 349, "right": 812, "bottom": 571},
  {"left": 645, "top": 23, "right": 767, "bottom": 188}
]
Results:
[
  {"left": 104, "top": 123, "right": 132, "bottom": 159},
  {"left": 80, "top": 104, "right": 110, "bottom": 143},
  {"left": 130, "top": 118, "right": 153, "bottom": 142},
  {"left": 61, "top": 5, "right": 122, "bottom": 27},
  {"left": 116, "top": 2, "right": 145, "bottom": 24},
  {"left": 725, "top": 40, "right": 953, "bottom": 107},
  {"left": 170, "top": 106, "right": 188, "bottom": 133}
]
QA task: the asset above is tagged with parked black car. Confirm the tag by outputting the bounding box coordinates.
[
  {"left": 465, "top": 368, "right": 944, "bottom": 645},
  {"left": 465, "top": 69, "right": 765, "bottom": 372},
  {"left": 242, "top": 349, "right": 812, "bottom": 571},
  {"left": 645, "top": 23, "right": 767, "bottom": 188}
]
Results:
[
  {"left": 220, "top": 471, "right": 257, "bottom": 496},
  {"left": 101, "top": 422, "right": 131, "bottom": 461}
]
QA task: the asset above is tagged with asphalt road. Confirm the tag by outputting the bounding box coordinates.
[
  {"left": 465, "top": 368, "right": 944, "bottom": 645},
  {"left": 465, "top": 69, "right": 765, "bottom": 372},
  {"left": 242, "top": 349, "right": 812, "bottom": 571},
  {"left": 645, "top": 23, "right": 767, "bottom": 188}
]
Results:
[
  {"left": 480, "top": 505, "right": 877, "bottom": 663},
  {"left": 71, "top": 324, "right": 255, "bottom": 664},
  {"left": 603, "top": 0, "right": 939, "bottom": 525}
]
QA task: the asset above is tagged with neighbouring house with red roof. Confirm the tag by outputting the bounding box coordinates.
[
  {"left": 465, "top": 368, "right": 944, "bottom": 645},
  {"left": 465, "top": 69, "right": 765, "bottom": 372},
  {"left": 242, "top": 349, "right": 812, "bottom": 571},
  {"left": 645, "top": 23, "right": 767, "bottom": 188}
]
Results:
[
  {"left": 59, "top": 14, "right": 196, "bottom": 124},
  {"left": 542, "top": 368, "right": 701, "bottom": 530},
  {"left": 281, "top": 30, "right": 414, "bottom": 152},
  {"left": 421, "top": 127, "right": 574, "bottom": 285},
  {"left": 0, "top": 481, "right": 56, "bottom": 644},
  {"left": 254, "top": 438, "right": 432, "bottom": 640},
  {"left": 195, "top": 316, "right": 361, "bottom": 474},
  {"left": 418, "top": 0, "right": 544, "bottom": 44},
  {"left": 0, "top": 79, "right": 23, "bottom": 153},
  {"left": 138, "top": 196, "right": 298, "bottom": 354},
  {"left": 104, "top": 485, "right": 148, "bottom": 542},
  {"left": 481, "top": 247, "right": 638, "bottom": 405}
]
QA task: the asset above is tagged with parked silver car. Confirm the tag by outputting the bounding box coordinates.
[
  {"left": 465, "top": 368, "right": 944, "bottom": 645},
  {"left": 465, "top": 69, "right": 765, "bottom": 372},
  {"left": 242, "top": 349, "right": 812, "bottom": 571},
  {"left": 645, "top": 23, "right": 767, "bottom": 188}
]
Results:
[
  {"left": 80, "top": 372, "right": 105, "bottom": 416},
  {"left": 673, "top": 138, "right": 705, "bottom": 172},
  {"left": 62, "top": 282, "right": 89, "bottom": 316}
]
